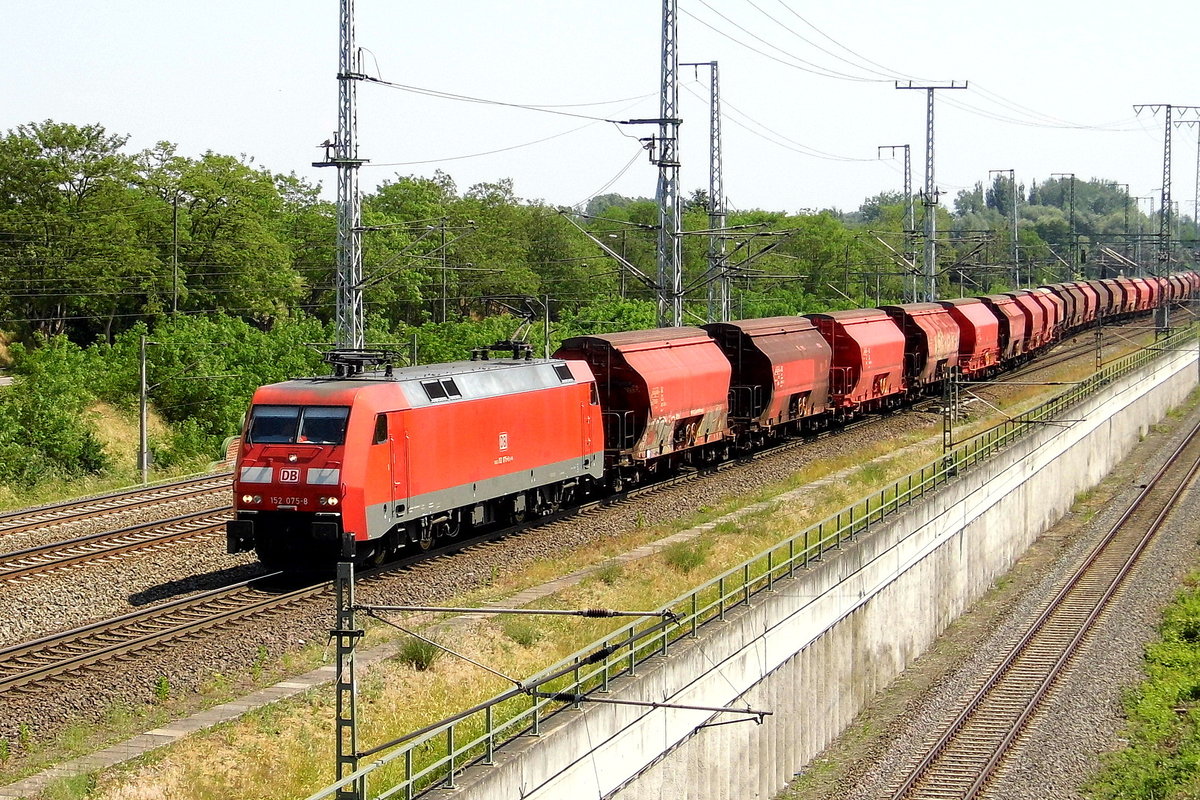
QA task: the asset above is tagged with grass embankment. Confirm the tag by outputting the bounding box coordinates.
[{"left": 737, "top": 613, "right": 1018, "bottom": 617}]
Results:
[
  {"left": 1087, "top": 574, "right": 1200, "bottom": 800},
  {"left": 0, "top": 401, "right": 213, "bottom": 513},
  {"left": 9, "top": 328, "right": 1167, "bottom": 799}
]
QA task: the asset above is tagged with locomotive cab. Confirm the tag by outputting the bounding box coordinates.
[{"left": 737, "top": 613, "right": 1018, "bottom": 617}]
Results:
[{"left": 227, "top": 402, "right": 355, "bottom": 566}]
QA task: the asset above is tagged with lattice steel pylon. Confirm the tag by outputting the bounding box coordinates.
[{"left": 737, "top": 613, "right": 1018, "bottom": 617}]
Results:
[
  {"left": 315, "top": 0, "right": 368, "bottom": 349},
  {"left": 1160, "top": 104, "right": 1173, "bottom": 266},
  {"left": 1134, "top": 104, "right": 1200, "bottom": 270},
  {"left": 879, "top": 144, "right": 914, "bottom": 298},
  {"left": 897, "top": 82, "right": 967, "bottom": 302},
  {"left": 683, "top": 61, "right": 727, "bottom": 323},
  {"left": 655, "top": 0, "right": 682, "bottom": 327},
  {"left": 334, "top": 558, "right": 362, "bottom": 799}
]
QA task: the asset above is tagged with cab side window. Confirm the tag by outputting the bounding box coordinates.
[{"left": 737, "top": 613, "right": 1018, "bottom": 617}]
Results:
[{"left": 373, "top": 413, "right": 388, "bottom": 444}]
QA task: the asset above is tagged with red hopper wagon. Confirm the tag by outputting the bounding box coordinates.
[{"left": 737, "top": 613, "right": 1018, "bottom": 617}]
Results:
[
  {"left": 703, "top": 316, "right": 832, "bottom": 441},
  {"left": 554, "top": 327, "right": 732, "bottom": 485}
]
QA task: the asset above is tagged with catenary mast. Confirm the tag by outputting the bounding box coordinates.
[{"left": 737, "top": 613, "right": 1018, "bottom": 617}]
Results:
[{"left": 315, "top": 0, "right": 367, "bottom": 349}]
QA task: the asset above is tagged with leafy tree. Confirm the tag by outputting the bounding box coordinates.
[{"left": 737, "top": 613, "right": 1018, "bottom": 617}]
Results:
[
  {"left": 0, "top": 336, "right": 108, "bottom": 485},
  {"left": 0, "top": 121, "right": 161, "bottom": 341},
  {"left": 172, "top": 152, "right": 303, "bottom": 323}
]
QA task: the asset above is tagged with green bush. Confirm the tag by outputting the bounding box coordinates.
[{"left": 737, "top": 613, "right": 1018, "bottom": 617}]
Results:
[
  {"left": 0, "top": 336, "right": 109, "bottom": 486},
  {"left": 398, "top": 637, "right": 443, "bottom": 671},
  {"left": 661, "top": 537, "right": 712, "bottom": 575},
  {"left": 1088, "top": 582, "right": 1200, "bottom": 799}
]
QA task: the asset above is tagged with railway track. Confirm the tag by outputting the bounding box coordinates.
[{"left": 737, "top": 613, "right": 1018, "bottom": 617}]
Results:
[
  {"left": 0, "top": 509, "right": 231, "bottom": 582},
  {"left": 0, "top": 423, "right": 823, "bottom": 695},
  {"left": 886, "top": 415, "right": 1200, "bottom": 800},
  {"left": 0, "top": 318, "right": 1168, "bottom": 699},
  {"left": 0, "top": 473, "right": 230, "bottom": 539},
  {"left": 0, "top": 573, "right": 302, "bottom": 693}
]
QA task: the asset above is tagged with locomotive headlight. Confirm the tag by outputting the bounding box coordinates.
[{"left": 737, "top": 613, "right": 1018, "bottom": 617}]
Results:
[
  {"left": 241, "top": 494, "right": 261, "bottom": 504},
  {"left": 319, "top": 496, "right": 339, "bottom": 506}
]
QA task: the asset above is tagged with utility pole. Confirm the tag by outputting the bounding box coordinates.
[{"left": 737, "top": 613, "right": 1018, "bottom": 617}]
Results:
[
  {"left": 655, "top": 0, "right": 682, "bottom": 327},
  {"left": 1135, "top": 196, "right": 1155, "bottom": 269},
  {"left": 1110, "top": 183, "right": 1129, "bottom": 277},
  {"left": 990, "top": 169, "right": 1018, "bottom": 288},
  {"left": 1052, "top": 172, "right": 1076, "bottom": 277},
  {"left": 315, "top": 0, "right": 368, "bottom": 349},
  {"left": 683, "top": 60, "right": 727, "bottom": 323},
  {"left": 439, "top": 218, "right": 448, "bottom": 323},
  {"left": 897, "top": 81, "right": 967, "bottom": 302},
  {"left": 139, "top": 335, "right": 148, "bottom": 484},
  {"left": 1134, "top": 104, "right": 1200, "bottom": 268},
  {"left": 879, "top": 144, "right": 915, "bottom": 298},
  {"left": 171, "top": 195, "right": 177, "bottom": 314}
]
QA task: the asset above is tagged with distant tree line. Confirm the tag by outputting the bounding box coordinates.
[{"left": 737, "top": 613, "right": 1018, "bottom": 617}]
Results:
[{"left": 0, "top": 119, "right": 1193, "bottom": 492}]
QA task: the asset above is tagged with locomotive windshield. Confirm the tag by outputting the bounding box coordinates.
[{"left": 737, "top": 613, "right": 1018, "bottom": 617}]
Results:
[{"left": 248, "top": 405, "right": 350, "bottom": 445}]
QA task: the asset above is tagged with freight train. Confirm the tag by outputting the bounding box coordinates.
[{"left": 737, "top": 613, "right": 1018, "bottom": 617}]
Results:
[{"left": 226, "top": 273, "right": 1199, "bottom": 568}]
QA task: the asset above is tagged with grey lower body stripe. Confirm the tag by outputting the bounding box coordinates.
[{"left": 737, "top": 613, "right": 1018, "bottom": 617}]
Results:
[{"left": 362, "top": 453, "right": 605, "bottom": 539}]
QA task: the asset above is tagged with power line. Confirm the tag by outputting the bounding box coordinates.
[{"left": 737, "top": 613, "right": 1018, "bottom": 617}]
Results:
[
  {"left": 364, "top": 119, "right": 604, "bottom": 168},
  {"left": 680, "top": 3, "right": 887, "bottom": 82},
  {"left": 680, "top": 83, "right": 876, "bottom": 163},
  {"left": 738, "top": 0, "right": 907, "bottom": 81},
  {"left": 359, "top": 74, "right": 655, "bottom": 123}
]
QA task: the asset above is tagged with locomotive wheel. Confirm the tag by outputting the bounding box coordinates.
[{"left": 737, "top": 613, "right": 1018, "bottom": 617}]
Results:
[
  {"left": 417, "top": 526, "right": 435, "bottom": 551},
  {"left": 610, "top": 474, "right": 625, "bottom": 493}
]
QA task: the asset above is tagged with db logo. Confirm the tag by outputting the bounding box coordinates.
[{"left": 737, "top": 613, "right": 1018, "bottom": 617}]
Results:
[
  {"left": 279, "top": 468, "right": 301, "bottom": 483},
  {"left": 498, "top": 432, "right": 509, "bottom": 451}
]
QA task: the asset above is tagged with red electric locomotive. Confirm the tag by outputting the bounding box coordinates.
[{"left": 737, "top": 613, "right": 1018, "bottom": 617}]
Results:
[{"left": 227, "top": 349, "right": 604, "bottom": 567}]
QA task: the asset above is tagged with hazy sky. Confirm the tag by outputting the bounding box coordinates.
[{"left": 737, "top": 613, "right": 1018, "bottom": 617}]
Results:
[{"left": 5, "top": 1, "right": 1198, "bottom": 217}]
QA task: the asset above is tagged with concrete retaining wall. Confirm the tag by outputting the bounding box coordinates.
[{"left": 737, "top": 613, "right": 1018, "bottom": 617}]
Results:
[{"left": 431, "top": 345, "right": 1198, "bottom": 800}]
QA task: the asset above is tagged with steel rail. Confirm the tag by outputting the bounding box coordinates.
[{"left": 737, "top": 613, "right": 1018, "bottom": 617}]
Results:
[
  {"left": 0, "top": 473, "right": 230, "bottom": 537},
  {"left": 0, "top": 509, "right": 230, "bottom": 581},
  {"left": 889, "top": 415, "right": 1200, "bottom": 799}
]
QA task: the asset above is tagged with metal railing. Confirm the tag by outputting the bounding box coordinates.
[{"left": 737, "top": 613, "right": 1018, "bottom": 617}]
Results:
[{"left": 308, "top": 323, "right": 1198, "bottom": 800}]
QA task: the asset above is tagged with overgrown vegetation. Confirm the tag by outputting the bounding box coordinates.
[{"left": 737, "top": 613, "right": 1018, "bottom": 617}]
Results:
[
  {"left": 1087, "top": 575, "right": 1200, "bottom": 800},
  {"left": 0, "top": 119, "right": 1193, "bottom": 501}
]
